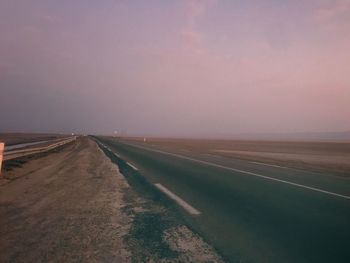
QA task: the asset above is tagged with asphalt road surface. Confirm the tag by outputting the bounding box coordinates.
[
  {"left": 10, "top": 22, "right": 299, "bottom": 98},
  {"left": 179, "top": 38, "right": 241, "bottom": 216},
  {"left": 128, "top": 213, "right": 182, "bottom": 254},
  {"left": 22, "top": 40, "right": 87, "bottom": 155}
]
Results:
[{"left": 97, "top": 137, "right": 350, "bottom": 263}]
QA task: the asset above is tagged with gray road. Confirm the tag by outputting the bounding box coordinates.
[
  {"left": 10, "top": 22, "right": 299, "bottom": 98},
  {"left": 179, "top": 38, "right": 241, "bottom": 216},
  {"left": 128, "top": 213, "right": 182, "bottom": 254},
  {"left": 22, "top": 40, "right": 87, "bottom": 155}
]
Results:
[{"left": 99, "top": 137, "right": 350, "bottom": 263}]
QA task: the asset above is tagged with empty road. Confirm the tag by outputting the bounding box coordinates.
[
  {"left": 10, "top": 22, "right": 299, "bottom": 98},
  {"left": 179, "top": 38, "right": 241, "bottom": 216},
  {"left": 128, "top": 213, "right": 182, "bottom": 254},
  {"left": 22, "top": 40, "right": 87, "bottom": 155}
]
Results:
[{"left": 97, "top": 137, "right": 350, "bottom": 263}]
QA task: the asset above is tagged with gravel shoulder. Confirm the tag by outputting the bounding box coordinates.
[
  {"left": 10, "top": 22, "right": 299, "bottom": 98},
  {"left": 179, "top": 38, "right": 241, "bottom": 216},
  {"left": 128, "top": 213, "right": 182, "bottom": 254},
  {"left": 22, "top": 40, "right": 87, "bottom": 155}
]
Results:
[{"left": 0, "top": 137, "right": 222, "bottom": 262}]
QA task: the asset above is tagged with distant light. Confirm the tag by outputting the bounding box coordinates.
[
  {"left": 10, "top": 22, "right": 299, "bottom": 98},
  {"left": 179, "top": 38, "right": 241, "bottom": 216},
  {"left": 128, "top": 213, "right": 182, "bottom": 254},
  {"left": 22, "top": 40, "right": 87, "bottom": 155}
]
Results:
[{"left": 143, "top": 137, "right": 146, "bottom": 142}]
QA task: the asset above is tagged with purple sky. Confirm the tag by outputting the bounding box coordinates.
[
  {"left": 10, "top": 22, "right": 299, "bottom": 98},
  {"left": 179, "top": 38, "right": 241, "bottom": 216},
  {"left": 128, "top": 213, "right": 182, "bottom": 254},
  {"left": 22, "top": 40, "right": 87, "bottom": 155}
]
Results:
[{"left": 1, "top": 0, "right": 350, "bottom": 137}]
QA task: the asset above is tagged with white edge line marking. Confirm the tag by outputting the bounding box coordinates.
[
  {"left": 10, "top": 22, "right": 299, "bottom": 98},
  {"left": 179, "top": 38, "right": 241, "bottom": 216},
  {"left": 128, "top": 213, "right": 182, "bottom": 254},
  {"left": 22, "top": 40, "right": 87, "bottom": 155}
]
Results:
[
  {"left": 127, "top": 162, "right": 138, "bottom": 170},
  {"left": 100, "top": 143, "right": 121, "bottom": 158},
  {"left": 121, "top": 142, "right": 350, "bottom": 201},
  {"left": 155, "top": 183, "right": 201, "bottom": 215},
  {"left": 251, "top": 162, "right": 287, "bottom": 169}
]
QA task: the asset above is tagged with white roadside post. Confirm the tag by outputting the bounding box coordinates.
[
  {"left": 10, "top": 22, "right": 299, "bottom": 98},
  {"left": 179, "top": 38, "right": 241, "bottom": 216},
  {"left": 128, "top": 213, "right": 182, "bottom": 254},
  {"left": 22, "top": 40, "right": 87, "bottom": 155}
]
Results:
[{"left": 0, "top": 142, "right": 4, "bottom": 175}]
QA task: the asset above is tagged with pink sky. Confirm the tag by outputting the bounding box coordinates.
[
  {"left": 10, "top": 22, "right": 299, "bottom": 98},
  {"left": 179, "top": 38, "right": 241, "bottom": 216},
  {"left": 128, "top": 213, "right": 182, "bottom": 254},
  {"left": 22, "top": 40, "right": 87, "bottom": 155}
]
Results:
[{"left": 0, "top": 0, "right": 349, "bottom": 136}]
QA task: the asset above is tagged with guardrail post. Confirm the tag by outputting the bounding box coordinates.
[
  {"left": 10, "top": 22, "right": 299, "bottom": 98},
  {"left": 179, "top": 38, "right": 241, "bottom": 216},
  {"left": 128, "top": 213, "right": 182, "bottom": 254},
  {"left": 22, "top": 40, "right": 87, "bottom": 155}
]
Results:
[{"left": 0, "top": 142, "right": 4, "bottom": 175}]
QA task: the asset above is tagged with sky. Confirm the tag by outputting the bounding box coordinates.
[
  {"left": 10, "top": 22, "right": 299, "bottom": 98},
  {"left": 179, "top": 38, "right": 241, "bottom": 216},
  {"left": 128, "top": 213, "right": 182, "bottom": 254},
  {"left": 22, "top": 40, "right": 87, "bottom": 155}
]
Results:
[{"left": 1, "top": 0, "right": 350, "bottom": 137}]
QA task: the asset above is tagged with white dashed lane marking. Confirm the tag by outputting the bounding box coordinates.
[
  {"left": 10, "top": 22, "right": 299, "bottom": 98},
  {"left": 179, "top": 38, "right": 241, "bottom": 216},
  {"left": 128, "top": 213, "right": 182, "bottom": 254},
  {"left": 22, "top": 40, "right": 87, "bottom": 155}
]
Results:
[{"left": 154, "top": 183, "right": 201, "bottom": 215}]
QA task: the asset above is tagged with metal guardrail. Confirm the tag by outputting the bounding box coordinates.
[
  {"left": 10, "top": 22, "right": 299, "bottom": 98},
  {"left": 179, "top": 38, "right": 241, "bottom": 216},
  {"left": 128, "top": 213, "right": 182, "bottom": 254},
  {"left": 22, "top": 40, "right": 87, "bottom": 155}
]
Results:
[
  {"left": 0, "top": 143, "right": 3, "bottom": 174},
  {"left": 1, "top": 137, "right": 77, "bottom": 164}
]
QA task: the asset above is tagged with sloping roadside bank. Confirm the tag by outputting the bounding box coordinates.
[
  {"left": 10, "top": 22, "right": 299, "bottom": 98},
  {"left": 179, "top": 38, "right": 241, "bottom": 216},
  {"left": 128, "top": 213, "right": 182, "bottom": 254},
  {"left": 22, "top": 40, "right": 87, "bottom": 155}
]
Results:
[{"left": 0, "top": 137, "right": 132, "bottom": 262}]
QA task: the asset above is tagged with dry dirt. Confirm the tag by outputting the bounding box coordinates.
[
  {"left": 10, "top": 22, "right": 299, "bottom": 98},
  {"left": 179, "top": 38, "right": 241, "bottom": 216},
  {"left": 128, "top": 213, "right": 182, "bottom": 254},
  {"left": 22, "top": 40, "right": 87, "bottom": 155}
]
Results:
[{"left": 0, "top": 137, "right": 222, "bottom": 263}]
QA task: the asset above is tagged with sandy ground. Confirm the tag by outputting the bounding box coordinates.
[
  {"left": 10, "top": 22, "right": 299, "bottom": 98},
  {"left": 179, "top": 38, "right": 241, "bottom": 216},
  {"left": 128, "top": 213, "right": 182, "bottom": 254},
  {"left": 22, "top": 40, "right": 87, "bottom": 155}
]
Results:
[
  {"left": 211, "top": 148, "right": 350, "bottom": 176},
  {"left": 125, "top": 138, "right": 350, "bottom": 177},
  {"left": 0, "top": 137, "right": 222, "bottom": 263},
  {"left": 213, "top": 149, "right": 350, "bottom": 164}
]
